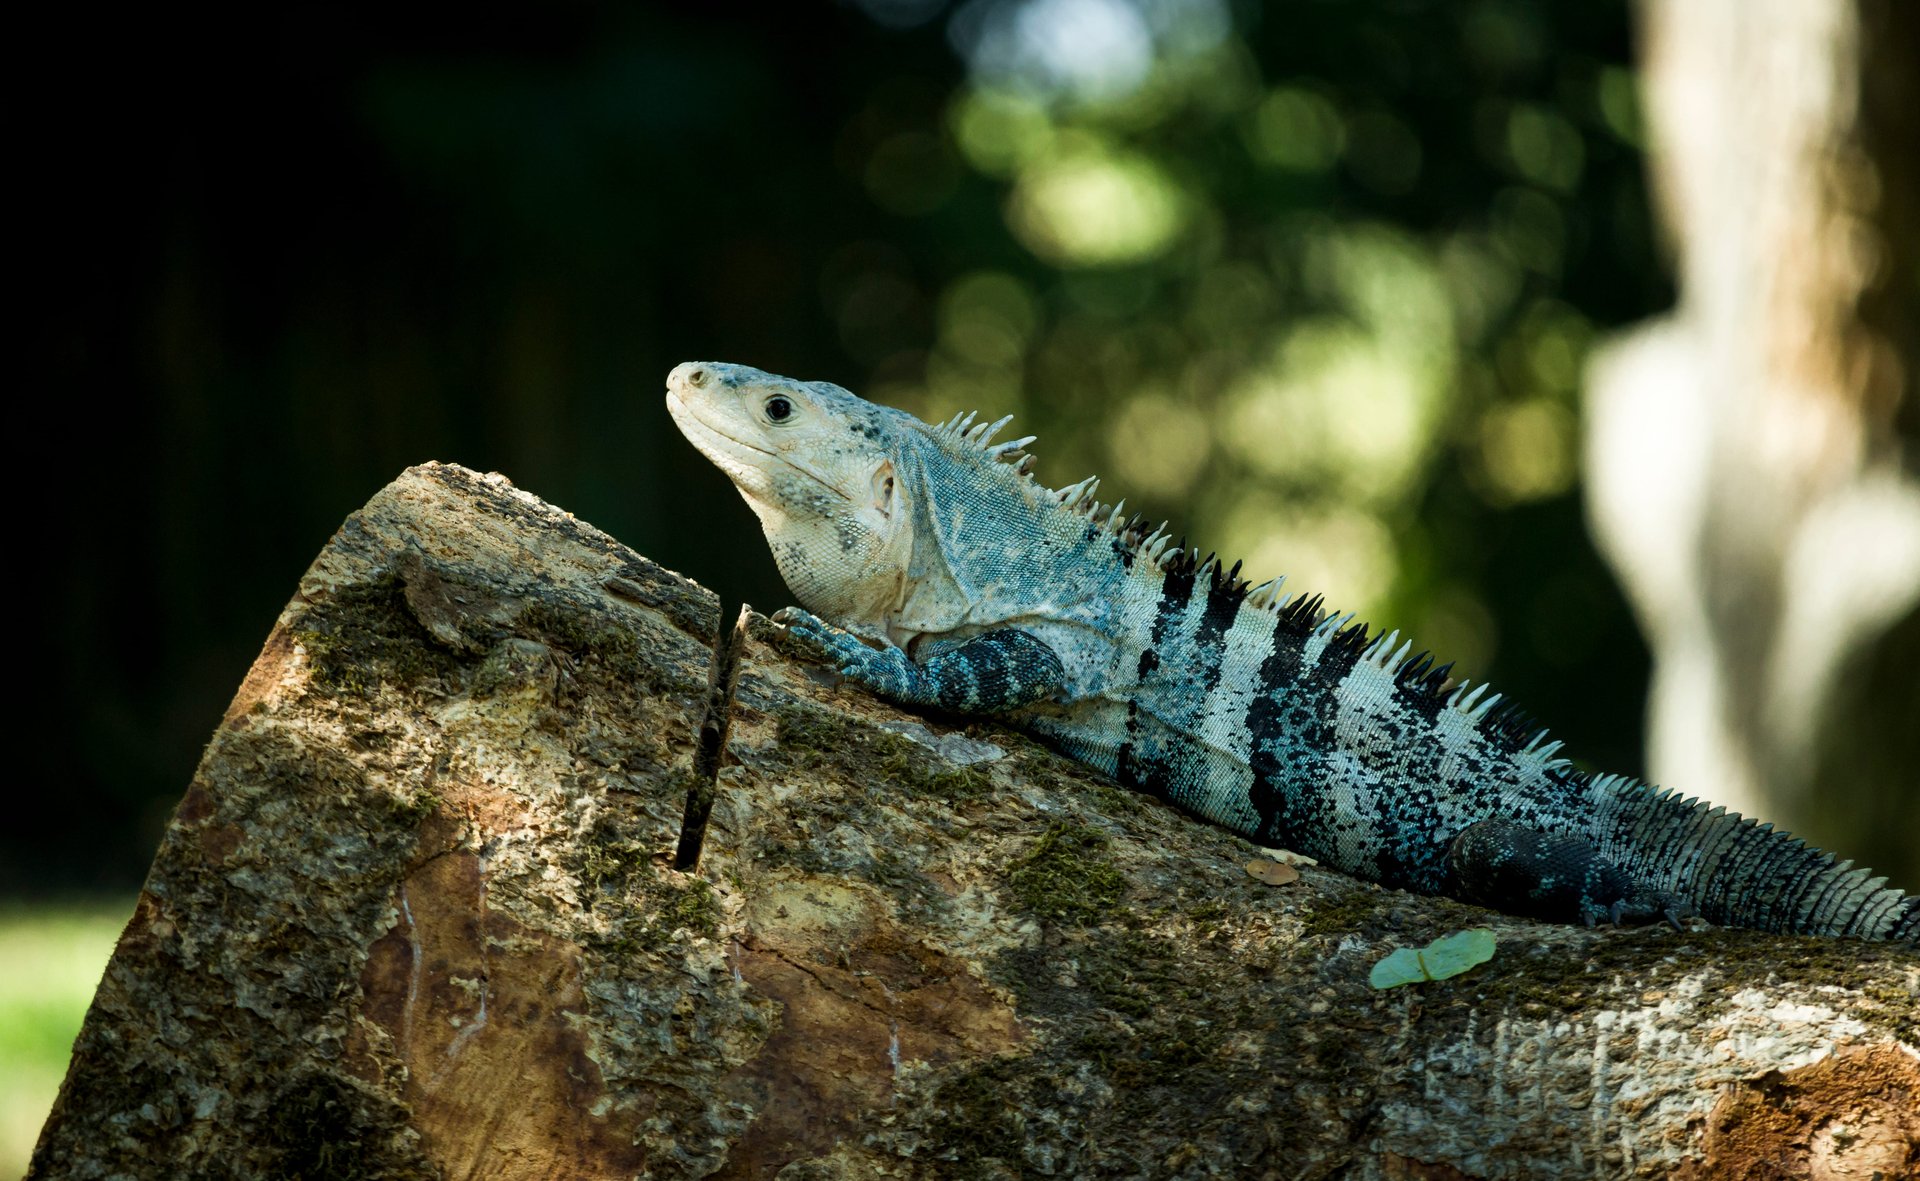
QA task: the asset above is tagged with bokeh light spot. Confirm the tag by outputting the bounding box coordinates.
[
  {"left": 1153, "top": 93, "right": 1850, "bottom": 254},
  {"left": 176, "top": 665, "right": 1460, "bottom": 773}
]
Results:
[
  {"left": 1474, "top": 398, "right": 1575, "bottom": 505},
  {"left": 1491, "top": 186, "right": 1566, "bottom": 275},
  {"left": 938, "top": 270, "right": 1040, "bottom": 368},
  {"left": 952, "top": 0, "right": 1156, "bottom": 102},
  {"left": 1243, "top": 87, "right": 1344, "bottom": 173},
  {"left": 1415, "top": 585, "right": 1499, "bottom": 680},
  {"left": 1219, "top": 499, "right": 1398, "bottom": 617},
  {"left": 1107, "top": 389, "right": 1211, "bottom": 498},
  {"left": 1505, "top": 104, "right": 1585, "bottom": 192},
  {"left": 951, "top": 0, "right": 1231, "bottom": 104},
  {"left": 1596, "top": 66, "right": 1642, "bottom": 145},
  {"left": 1008, "top": 135, "right": 1188, "bottom": 265},
  {"left": 951, "top": 87, "right": 1055, "bottom": 177}
]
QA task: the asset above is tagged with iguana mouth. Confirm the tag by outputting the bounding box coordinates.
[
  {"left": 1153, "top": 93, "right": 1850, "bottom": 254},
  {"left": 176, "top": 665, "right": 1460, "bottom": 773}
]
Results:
[{"left": 667, "top": 392, "right": 778, "bottom": 463}]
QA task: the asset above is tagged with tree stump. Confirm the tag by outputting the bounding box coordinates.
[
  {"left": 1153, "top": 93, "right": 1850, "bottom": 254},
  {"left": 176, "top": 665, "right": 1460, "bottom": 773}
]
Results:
[{"left": 31, "top": 464, "right": 1919, "bottom": 1180}]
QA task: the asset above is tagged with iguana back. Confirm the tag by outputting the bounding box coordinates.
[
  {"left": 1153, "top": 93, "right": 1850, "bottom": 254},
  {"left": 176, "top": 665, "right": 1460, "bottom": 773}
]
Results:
[{"left": 665, "top": 360, "right": 1918, "bottom": 943}]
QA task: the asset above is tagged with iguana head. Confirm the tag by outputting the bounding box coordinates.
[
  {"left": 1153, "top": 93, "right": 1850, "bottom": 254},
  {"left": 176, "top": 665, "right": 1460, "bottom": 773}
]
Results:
[{"left": 665, "top": 361, "right": 915, "bottom": 636}]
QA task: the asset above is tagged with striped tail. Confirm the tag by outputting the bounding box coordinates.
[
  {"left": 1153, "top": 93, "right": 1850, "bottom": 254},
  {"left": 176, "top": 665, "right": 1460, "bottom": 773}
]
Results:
[{"left": 1591, "top": 774, "right": 1919, "bottom": 943}]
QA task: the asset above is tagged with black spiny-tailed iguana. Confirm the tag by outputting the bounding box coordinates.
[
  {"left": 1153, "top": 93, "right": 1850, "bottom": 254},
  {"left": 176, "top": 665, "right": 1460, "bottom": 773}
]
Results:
[{"left": 664, "top": 360, "right": 1918, "bottom": 943}]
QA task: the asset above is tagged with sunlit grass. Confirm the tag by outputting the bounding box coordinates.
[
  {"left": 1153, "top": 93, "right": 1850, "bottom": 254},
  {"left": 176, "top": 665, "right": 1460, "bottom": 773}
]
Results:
[{"left": 0, "top": 898, "right": 133, "bottom": 1180}]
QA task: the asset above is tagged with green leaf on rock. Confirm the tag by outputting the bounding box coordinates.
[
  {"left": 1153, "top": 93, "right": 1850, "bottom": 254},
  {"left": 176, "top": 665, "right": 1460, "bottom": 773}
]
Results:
[{"left": 1368, "top": 928, "right": 1497, "bottom": 989}]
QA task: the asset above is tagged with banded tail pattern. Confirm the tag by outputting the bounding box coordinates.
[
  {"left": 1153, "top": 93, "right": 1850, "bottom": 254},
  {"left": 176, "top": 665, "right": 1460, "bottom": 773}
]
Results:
[{"left": 1591, "top": 775, "right": 1919, "bottom": 941}]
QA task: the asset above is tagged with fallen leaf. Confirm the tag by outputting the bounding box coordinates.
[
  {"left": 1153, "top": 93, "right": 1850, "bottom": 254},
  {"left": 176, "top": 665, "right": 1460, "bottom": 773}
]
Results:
[
  {"left": 1368, "top": 928, "right": 1497, "bottom": 989},
  {"left": 1244, "top": 859, "right": 1300, "bottom": 886}
]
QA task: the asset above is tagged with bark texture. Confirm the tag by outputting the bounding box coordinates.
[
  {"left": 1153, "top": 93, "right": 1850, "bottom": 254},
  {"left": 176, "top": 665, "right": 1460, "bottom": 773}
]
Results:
[
  {"left": 1586, "top": 0, "right": 1920, "bottom": 886},
  {"left": 32, "top": 464, "right": 1920, "bottom": 1180}
]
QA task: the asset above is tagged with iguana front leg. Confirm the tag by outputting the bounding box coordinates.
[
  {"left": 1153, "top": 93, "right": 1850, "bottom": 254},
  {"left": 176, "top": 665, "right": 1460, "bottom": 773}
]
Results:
[{"left": 775, "top": 607, "right": 1065, "bottom": 712}]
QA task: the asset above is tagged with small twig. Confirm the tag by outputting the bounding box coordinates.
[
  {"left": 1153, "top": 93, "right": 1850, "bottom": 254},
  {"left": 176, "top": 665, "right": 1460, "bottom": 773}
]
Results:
[{"left": 674, "top": 603, "right": 751, "bottom": 870}]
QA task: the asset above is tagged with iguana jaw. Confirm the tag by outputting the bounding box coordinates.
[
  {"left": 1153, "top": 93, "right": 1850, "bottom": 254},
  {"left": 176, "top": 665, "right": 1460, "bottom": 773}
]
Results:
[{"left": 665, "top": 390, "right": 776, "bottom": 491}]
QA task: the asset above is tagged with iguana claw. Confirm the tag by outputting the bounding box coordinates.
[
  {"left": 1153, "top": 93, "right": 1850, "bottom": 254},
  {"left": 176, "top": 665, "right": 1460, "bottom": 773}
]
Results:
[{"left": 772, "top": 607, "right": 892, "bottom": 678}]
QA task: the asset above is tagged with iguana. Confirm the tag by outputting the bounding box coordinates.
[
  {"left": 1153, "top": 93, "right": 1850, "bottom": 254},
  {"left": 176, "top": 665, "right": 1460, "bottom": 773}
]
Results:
[{"left": 665, "top": 360, "right": 1918, "bottom": 943}]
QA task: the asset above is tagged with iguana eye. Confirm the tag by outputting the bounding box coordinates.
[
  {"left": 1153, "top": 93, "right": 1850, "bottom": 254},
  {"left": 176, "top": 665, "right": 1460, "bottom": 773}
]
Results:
[{"left": 765, "top": 396, "right": 793, "bottom": 422}]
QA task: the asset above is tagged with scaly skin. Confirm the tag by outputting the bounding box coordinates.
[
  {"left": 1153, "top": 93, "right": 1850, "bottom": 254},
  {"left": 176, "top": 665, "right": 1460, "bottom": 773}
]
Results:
[{"left": 665, "top": 360, "right": 1918, "bottom": 943}]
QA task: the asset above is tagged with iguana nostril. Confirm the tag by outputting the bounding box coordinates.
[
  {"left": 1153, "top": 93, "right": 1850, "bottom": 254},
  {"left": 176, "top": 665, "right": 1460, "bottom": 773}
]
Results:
[{"left": 668, "top": 362, "right": 712, "bottom": 392}]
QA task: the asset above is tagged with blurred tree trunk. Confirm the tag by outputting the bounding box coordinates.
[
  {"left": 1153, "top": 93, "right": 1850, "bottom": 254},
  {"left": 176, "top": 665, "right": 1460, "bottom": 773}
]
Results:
[
  {"left": 1586, "top": 0, "right": 1920, "bottom": 887},
  {"left": 29, "top": 465, "right": 1920, "bottom": 1181}
]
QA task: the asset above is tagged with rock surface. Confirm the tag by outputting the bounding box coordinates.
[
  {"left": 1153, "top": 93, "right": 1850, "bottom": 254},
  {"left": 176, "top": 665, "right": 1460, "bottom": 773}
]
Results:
[{"left": 32, "top": 464, "right": 1920, "bottom": 1180}]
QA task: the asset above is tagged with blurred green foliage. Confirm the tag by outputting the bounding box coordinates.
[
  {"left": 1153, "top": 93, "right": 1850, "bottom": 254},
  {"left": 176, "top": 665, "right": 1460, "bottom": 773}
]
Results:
[
  {"left": 0, "top": 901, "right": 132, "bottom": 1176},
  {"left": 19, "top": 0, "right": 1664, "bottom": 893}
]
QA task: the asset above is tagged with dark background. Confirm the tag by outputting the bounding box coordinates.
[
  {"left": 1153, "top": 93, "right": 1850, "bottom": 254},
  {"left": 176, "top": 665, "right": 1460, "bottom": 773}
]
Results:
[{"left": 16, "top": 0, "right": 1668, "bottom": 895}]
